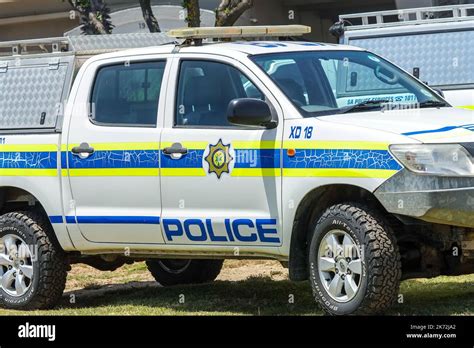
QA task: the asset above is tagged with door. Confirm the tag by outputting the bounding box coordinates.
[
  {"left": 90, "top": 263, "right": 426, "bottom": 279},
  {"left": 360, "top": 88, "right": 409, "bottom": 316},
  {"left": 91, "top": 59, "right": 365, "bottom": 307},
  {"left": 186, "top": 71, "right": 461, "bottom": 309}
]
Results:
[
  {"left": 66, "top": 59, "right": 168, "bottom": 244},
  {"left": 160, "top": 56, "right": 283, "bottom": 249}
]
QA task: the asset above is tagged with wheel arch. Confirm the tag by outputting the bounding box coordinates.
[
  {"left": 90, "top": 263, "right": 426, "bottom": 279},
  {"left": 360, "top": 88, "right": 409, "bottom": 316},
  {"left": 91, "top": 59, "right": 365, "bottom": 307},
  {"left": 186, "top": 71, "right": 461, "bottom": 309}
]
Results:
[
  {"left": 288, "top": 184, "right": 387, "bottom": 281},
  {"left": 0, "top": 186, "right": 44, "bottom": 213},
  {"left": 0, "top": 186, "right": 68, "bottom": 252}
]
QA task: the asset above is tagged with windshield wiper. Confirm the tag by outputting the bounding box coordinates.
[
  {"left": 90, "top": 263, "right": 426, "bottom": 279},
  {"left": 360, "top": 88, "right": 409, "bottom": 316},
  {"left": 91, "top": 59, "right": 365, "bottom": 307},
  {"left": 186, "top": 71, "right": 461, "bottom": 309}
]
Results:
[
  {"left": 418, "top": 100, "right": 449, "bottom": 108},
  {"left": 340, "top": 100, "right": 391, "bottom": 114}
]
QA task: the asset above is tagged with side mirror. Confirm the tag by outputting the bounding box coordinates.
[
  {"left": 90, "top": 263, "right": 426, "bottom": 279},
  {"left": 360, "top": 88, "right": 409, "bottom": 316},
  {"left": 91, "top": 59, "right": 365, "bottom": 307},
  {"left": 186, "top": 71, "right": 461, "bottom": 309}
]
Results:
[
  {"left": 227, "top": 98, "right": 276, "bottom": 128},
  {"left": 432, "top": 88, "right": 445, "bottom": 98}
]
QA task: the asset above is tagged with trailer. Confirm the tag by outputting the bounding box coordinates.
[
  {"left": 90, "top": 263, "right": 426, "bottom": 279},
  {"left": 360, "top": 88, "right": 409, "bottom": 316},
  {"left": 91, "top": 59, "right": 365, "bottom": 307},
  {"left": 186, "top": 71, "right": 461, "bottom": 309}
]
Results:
[{"left": 332, "top": 4, "right": 474, "bottom": 109}]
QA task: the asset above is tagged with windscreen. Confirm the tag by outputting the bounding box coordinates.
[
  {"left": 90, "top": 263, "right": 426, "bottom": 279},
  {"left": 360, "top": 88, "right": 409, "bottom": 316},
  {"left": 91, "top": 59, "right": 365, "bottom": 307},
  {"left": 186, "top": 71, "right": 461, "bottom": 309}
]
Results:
[{"left": 251, "top": 50, "right": 445, "bottom": 117}]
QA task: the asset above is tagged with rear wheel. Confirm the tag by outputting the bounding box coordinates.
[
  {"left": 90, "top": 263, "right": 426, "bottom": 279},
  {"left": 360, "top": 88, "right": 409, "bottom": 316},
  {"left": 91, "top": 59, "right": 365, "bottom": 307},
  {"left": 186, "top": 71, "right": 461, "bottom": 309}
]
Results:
[
  {"left": 146, "top": 259, "right": 224, "bottom": 286},
  {"left": 308, "top": 203, "right": 401, "bottom": 315},
  {"left": 0, "top": 211, "right": 68, "bottom": 310}
]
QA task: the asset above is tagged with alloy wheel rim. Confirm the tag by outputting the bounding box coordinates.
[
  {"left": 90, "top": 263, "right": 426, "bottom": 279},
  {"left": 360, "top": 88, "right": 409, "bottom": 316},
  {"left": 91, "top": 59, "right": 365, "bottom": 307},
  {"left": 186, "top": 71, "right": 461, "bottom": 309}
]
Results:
[
  {"left": 158, "top": 259, "right": 191, "bottom": 274},
  {"left": 0, "top": 234, "right": 34, "bottom": 297},
  {"left": 317, "top": 229, "right": 362, "bottom": 303}
]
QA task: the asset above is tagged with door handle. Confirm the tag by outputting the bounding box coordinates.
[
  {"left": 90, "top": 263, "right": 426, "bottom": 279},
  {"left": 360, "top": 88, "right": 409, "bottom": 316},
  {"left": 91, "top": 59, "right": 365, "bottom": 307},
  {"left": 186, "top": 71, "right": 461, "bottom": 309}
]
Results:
[
  {"left": 163, "top": 143, "right": 188, "bottom": 160},
  {"left": 71, "top": 142, "right": 95, "bottom": 159}
]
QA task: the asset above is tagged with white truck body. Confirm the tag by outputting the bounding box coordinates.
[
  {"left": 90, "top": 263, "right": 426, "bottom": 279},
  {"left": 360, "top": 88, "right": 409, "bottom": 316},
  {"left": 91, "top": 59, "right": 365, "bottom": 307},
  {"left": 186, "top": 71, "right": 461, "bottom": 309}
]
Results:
[
  {"left": 0, "top": 28, "right": 473, "bottom": 314},
  {"left": 0, "top": 41, "right": 415, "bottom": 256}
]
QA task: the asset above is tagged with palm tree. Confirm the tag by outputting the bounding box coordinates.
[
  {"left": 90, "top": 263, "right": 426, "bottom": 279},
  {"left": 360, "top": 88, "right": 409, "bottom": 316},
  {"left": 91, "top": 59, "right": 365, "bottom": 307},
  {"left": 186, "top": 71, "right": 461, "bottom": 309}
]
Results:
[
  {"left": 182, "top": 0, "right": 201, "bottom": 28},
  {"left": 68, "top": 0, "right": 113, "bottom": 35},
  {"left": 138, "top": 0, "right": 161, "bottom": 32},
  {"left": 215, "top": 0, "right": 254, "bottom": 27}
]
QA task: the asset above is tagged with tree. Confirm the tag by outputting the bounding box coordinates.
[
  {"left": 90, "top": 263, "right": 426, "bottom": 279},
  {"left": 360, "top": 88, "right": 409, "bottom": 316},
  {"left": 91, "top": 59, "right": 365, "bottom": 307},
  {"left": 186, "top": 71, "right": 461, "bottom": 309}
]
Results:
[
  {"left": 138, "top": 0, "right": 161, "bottom": 33},
  {"left": 215, "top": 0, "right": 254, "bottom": 27},
  {"left": 182, "top": 0, "right": 201, "bottom": 28},
  {"left": 67, "top": 0, "right": 113, "bottom": 35}
]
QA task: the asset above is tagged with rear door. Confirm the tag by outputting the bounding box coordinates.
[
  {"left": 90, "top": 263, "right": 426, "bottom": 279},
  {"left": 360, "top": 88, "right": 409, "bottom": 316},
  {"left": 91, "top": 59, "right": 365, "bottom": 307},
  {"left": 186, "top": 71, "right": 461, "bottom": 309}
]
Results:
[
  {"left": 159, "top": 55, "right": 284, "bottom": 250},
  {"left": 66, "top": 58, "right": 169, "bottom": 244}
]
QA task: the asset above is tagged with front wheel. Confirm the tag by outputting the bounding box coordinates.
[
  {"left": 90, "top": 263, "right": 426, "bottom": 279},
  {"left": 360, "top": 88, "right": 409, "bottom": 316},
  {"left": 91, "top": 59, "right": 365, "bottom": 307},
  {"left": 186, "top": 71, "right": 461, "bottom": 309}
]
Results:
[
  {"left": 308, "top": 203, "right": 401, "bottom": 315},
  {"left": 146, "top": 259, "right": 224, "bottom": 287}
]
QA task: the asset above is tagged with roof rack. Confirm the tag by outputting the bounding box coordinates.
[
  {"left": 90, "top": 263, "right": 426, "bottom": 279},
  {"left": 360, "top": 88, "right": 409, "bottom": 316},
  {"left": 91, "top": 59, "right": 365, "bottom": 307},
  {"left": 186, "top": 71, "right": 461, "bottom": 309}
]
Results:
[
  {"left": 0, "top": 32, "right": 177, "bottom": 58},
  {"left": 339, "top": 4, "right": 474, "bottom": 30},
  {"left": 0, "top": 26, "right": 311, "bottom": 57},
  {"left": 0, "top": 37, "right": 69, "bottom": 56}
]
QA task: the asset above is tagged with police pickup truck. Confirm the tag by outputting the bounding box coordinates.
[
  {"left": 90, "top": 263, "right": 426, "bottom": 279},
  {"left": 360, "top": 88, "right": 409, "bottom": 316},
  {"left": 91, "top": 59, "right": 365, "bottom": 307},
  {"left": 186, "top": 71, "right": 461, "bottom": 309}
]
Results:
[{"left": 0, "top": 26, "right": 472, "bottom": 315}]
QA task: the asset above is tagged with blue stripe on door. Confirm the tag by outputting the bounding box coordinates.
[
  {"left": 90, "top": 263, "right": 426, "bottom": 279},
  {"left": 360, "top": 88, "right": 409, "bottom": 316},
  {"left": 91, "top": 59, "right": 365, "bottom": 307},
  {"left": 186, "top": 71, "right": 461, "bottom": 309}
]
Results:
[
  {"left": 66, "top": 149, "right": 283, "bottom": 170},
  {"left": 67, "top": 150, "right": 159, "bottom": 169},
  {"left": 160, "top": 150, "right": 204, "bottom": 169},
  {"left": 50, "top": 216, "right": 161, "bottom": 224},
  {"left": 234, "top": 149, "right": 280, "bottom": 169}
]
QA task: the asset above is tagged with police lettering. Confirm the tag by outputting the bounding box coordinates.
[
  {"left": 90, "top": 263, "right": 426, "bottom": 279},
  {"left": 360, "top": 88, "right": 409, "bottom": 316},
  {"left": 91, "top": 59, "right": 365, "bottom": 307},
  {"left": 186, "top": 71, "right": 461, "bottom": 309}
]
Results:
[{"left": 163, "top": 218, "right": 280, "bottom": 244}]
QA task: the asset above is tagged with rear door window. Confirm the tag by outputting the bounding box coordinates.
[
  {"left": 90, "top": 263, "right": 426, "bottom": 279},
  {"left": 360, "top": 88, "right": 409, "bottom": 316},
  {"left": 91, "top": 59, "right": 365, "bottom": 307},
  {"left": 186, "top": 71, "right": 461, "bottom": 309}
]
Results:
[{"left": 91, "top": 61, "right": 166, "bottom": 127}]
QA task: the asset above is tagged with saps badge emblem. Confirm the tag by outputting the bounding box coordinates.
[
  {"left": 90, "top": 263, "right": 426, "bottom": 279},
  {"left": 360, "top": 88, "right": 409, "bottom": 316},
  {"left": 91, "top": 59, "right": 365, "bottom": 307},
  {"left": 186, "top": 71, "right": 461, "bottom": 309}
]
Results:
[{"left": 205, "top": 139, "right": 233, "bottom": 179}]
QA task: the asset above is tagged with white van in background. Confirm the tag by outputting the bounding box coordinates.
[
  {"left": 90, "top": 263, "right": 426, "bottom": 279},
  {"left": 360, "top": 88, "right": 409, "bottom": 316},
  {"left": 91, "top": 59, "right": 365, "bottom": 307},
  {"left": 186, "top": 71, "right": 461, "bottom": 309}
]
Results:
[{"left": 331, "top": 4, "right": 474, "bottom": 109}]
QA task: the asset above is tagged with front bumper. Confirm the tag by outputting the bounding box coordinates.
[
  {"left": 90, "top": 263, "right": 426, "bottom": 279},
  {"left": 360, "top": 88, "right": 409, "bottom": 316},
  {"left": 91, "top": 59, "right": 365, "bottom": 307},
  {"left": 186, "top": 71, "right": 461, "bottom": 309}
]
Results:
[{"left": 374, "top": 169, "right": 474, "bottom": 228}]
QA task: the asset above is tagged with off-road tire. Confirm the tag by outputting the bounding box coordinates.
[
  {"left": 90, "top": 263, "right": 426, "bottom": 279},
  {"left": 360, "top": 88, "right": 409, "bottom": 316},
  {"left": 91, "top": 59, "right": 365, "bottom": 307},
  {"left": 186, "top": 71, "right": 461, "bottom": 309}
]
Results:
[
  {"left": 308, "top": 203, "right": 401, "bottom": 315},
  {"left": 0, "top": 211, "right": 68, "bottom": 310},
  {"left": 146, "top": 259, "right": 224, "bottom": 286}
]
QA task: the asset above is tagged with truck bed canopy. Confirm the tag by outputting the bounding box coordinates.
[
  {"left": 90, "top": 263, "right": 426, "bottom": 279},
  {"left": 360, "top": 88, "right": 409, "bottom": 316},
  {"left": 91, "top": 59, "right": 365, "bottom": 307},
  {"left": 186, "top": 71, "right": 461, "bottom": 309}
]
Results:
[{"left": 0, "top": 33, "right": 176, "bottom": 131}]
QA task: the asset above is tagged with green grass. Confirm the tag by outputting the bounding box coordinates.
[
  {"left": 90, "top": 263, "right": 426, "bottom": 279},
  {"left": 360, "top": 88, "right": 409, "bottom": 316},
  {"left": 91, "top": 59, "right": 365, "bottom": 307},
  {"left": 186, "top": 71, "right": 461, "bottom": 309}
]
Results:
[{"left": 0, "top": 262, "right": 472, "bottom": 316}]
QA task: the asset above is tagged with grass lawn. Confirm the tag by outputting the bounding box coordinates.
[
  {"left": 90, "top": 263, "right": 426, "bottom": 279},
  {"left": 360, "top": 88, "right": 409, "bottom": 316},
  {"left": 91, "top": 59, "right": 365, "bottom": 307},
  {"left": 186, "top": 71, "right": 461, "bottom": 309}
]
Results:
[{"left": 0, "top": 260, "right": 472, "bottom": 316}]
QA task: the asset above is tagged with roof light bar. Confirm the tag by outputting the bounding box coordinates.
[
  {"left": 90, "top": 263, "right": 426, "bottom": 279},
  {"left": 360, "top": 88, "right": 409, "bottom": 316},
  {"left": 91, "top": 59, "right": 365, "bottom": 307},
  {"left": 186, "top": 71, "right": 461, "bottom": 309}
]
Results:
[{"left": 168, "top": 25, "right": 311, "bottom": 40}]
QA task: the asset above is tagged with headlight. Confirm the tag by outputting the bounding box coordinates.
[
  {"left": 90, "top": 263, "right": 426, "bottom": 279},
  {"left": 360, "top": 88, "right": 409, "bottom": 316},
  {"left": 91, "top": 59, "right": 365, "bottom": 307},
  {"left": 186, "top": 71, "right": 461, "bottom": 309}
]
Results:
[{"left": 390, "top": 144, "right": 474, "bottom": 176}]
